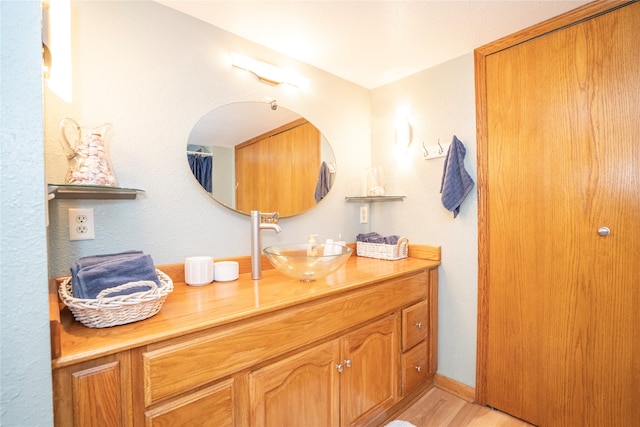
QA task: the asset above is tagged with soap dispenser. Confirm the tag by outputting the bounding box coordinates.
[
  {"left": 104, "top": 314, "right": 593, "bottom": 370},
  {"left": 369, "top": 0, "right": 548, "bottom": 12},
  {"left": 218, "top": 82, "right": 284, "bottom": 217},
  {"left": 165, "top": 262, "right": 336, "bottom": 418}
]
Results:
[{"left": 307, "top": 234, "right": 319, "bottom": 256}]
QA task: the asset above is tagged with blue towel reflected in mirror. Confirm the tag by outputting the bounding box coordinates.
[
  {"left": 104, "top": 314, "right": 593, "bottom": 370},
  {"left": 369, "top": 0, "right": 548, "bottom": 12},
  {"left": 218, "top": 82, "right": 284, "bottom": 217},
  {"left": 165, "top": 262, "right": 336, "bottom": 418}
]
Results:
[
  {"left": 315, "top": 161, "right": 331, "bottom": 202},
  {"left": 188, "top": 153, "right": 212, "bottom": 193}
]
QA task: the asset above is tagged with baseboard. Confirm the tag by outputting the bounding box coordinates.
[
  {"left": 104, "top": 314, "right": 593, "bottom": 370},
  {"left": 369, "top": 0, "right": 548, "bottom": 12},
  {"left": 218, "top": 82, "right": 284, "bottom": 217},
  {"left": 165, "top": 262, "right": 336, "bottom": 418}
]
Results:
[{"left": 434, "top": 373, "right": 476, "bottom": 402}]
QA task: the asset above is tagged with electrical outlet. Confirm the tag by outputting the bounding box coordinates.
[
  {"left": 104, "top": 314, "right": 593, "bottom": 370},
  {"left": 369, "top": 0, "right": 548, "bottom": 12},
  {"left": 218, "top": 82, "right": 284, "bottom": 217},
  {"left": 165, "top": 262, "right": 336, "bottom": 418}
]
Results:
[
  {"left": 360, "top": 206, "right": 369, "bottom": 224},
  {"left": 68, "top": 208, "right": 95, "bottom": 240}
]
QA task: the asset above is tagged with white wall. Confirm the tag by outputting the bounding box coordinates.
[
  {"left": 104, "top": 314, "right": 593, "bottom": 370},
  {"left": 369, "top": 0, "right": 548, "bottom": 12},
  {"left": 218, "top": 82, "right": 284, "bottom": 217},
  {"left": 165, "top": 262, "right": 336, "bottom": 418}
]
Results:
[
  {"left": 0, "top": 1, "right": 55, "bottom": 425},
  {"left": 45, "top": 1, "right": 372, "bottom": 276},
  {"left": 370, "top": 54, "right": 478, "bottom": 387}
]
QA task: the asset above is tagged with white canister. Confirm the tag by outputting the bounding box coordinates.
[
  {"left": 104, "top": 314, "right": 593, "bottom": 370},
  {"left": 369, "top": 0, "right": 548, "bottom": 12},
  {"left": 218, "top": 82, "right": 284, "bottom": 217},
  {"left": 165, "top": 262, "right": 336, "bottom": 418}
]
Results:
[
  {"left": 184, "top": 256, "right": 214, "bottom": 286},
  {"left": 214, "top": 261, "right": 239, "bottom": 282}
]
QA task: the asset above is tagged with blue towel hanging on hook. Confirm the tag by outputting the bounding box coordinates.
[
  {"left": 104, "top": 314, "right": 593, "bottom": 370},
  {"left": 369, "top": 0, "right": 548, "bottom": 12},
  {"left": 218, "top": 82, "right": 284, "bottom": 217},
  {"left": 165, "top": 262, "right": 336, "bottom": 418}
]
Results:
[{"left": 440, "top": 135, "right": 474, "bottom": 218}]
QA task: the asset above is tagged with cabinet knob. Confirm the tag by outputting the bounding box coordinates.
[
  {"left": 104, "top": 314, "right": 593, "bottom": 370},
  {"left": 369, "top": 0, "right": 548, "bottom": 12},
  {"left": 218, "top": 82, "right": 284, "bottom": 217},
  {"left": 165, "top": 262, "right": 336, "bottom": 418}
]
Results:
[
  {"left": 598, "top": 227, "right": 610, "bottom": 236},
  {"left": 415, "top": 322, "right": 423, "bottom": 329},
  {"left": 415, "top": 365, "right": 422, "bottom": 372},
  {"left": 336, "top": 364, "right": 343, "bottom": 373},
  {"left": 344, "top": 359, "right": 352, "bottom": 368}
]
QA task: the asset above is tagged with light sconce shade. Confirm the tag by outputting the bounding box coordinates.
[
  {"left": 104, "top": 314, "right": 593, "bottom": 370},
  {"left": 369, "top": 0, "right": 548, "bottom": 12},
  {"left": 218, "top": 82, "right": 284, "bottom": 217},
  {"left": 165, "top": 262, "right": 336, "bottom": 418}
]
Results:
[
  {"left": 396, "top": 116, "right": 412, "bottom": 149},
  {"left": 231, "top": 53, "right": 308, "bottom": 87},
  {"left": 42, "top": 0, "right": 72, "bottom": 103}
]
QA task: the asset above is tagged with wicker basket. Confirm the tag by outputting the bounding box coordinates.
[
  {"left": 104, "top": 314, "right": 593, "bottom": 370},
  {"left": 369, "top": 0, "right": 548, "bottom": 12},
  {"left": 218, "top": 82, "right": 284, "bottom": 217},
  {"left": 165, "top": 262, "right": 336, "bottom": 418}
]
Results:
[
  {"left": 58, "top": 269, "right": 173, "bottom": 328},
  {"left": 357, "top": 237, "right": 409, "bottom": 260}
]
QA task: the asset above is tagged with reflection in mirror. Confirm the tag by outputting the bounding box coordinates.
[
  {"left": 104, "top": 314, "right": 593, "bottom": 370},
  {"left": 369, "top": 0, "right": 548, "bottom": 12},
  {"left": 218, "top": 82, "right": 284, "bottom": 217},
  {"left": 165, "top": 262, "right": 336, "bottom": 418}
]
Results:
[{"left": 187, "top": 102, "right": 336, "bottom": 217}]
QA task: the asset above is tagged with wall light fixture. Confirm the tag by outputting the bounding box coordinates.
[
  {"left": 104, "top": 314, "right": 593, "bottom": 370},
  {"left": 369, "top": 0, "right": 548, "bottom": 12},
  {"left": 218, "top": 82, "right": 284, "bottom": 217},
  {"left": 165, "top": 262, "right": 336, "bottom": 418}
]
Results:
[
  {"left": 231, "top": 53, "right": 308, "bottom": 87},
  {"left": 42, "top": 0, "right": 72, "bottom": 102},
  {"left": 396, "top": 116, "right": 412, "bottom": 150}
]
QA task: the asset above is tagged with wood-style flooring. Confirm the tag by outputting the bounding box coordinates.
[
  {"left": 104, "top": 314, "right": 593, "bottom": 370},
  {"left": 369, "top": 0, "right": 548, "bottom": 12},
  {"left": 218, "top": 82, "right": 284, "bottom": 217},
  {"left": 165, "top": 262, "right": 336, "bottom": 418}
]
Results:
[{"left": 391, "top": 388, "right": 534, "bottom": 427}]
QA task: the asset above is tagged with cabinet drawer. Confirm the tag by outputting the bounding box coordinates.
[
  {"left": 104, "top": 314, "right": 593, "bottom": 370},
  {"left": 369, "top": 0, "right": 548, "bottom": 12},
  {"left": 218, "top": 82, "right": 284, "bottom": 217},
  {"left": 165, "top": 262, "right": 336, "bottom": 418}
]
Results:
[
  {"left": 401, "top": 341, "right": 428, "bottom": 395},
  {"left": 145, "top": 379, "right": 234, "bottom": 427},
  {"left": 402, "top": 300, "right": 428, "bottom": 351}
]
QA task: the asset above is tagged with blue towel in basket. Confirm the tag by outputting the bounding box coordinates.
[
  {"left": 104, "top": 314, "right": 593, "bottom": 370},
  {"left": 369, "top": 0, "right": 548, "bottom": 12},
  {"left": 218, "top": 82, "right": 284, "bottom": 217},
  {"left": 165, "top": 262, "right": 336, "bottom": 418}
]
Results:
[
  {"left": 71, "top": 251, "right": 160, "bottom": 299},
  {"left": 440, "top": 135, "right": 474, "bottom": 218},
  {"left": 356, "top": 233, "right": 400, "bottom": 245}
]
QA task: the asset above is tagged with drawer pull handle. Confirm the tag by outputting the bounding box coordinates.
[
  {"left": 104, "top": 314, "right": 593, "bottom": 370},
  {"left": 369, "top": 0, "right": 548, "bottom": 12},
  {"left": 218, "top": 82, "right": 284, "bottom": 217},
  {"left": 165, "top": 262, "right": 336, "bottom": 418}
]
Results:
[
  {"left": 415, "top": 365, "right": 422, "bottom": 372},
  {"left": 415, "top": 322, "right": 423, "bottom": 329}
]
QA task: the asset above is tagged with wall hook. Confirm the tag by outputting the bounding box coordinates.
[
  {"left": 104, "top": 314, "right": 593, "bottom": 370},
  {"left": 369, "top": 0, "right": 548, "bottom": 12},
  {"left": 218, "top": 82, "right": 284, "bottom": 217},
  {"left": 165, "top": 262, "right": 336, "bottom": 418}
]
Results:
[{"left": 423, "top": 139, "right": 451, "bottom": 160}]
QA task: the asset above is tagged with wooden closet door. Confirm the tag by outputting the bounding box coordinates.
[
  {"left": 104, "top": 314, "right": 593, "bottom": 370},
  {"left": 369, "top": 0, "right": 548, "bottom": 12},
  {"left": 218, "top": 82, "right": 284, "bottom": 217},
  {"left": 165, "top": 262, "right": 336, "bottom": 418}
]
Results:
[
  {"left": 268, "top": 122, "right": 320, "bottom": 216},
  {"left": 235, "top": 121, "right": 320, "bottom": 216},
  {"left": 478, "top": 2, "right": 640, "bottom": 426},
  {"left": 235, "top": 137, "right": 268, "bottom": 213}
]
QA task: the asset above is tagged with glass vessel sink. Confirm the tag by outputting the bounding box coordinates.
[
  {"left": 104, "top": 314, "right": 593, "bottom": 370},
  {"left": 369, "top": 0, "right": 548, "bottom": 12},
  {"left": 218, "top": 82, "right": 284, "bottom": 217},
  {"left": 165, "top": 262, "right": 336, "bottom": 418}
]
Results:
[{"left": 263, "top": 243, "right": 352, "bottom": 282}]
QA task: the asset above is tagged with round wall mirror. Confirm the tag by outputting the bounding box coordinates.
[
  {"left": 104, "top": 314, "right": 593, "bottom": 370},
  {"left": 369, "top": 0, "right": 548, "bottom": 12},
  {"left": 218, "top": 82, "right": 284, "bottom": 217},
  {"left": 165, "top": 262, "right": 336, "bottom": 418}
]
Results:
[{"left": 186, "top": 102, "right": 336, "bottom": 217}]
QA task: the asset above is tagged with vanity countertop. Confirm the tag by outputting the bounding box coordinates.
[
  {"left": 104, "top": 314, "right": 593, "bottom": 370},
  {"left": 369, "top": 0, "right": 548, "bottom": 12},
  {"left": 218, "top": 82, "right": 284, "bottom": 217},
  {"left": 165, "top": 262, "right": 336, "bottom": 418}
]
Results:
[{"left": 50, "top": 246, "right": 440, "bottom": 369}]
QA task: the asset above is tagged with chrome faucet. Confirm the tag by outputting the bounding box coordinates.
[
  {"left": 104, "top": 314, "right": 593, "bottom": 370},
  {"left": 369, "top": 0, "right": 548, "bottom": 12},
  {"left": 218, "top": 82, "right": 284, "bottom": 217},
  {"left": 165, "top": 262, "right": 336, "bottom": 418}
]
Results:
[{"left": 251, "top": 210, "right": 281, "bottom": 280}]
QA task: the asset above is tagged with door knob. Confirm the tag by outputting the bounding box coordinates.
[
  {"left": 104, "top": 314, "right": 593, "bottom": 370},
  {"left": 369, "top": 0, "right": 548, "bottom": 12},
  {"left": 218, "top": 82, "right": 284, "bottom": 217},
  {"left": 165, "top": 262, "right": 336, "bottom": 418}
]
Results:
[{"left": 597, "top": 227, "right": 610, "bottom": 236}]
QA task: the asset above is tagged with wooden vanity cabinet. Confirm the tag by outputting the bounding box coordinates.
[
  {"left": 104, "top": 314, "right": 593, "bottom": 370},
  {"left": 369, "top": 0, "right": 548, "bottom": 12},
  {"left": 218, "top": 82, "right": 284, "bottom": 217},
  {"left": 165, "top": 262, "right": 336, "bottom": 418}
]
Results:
[{"left": 52, "top": 258, "right": 439, "bottom": 427}]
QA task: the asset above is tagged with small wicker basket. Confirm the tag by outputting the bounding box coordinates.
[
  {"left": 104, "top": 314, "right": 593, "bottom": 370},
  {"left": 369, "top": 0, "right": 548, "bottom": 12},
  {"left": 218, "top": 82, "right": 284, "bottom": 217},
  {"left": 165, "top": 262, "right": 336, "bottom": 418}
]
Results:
[
  {"left": 356, "top": 237, "right": 409, "bottom": 261},
  {"left": 58, "top": 269, "right": 173, "bottom": 328}
]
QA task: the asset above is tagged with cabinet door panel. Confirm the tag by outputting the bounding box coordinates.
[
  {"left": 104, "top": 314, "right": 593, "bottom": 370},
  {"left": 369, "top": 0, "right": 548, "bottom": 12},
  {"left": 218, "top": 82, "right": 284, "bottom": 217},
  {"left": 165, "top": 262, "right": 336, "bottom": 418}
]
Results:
[
  {"left": 249, "top": 341, "right": 341, "bottom": 427},
  {"left": 72, "top": 362, "right": 123, "bottom": 427},
  {"left": 53, "top": 352, "right": 132, "bottom": 427},
  {"left": 341, "top": 315, "right": 398, "bottom": 427},
  {"left": 145, "top": 380, "right": 234, "bottom": 427}
]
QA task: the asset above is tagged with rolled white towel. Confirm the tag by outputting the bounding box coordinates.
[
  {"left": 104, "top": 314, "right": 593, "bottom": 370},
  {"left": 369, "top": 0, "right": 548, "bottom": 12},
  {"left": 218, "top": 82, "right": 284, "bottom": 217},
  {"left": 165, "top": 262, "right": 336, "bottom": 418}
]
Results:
[{"left": 384, "top": 421, "right": 416, "bottom": 427}]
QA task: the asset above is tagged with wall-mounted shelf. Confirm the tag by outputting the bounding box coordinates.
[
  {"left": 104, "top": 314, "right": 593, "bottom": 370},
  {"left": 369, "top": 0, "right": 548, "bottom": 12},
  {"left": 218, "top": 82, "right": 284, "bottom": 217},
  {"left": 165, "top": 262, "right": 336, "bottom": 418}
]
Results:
[
  {"left": 345, "top": 195, "right": 406, "bottom": 203},
  {"left": 48, "top": 184, "right": 145, "bottom": 200}
]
